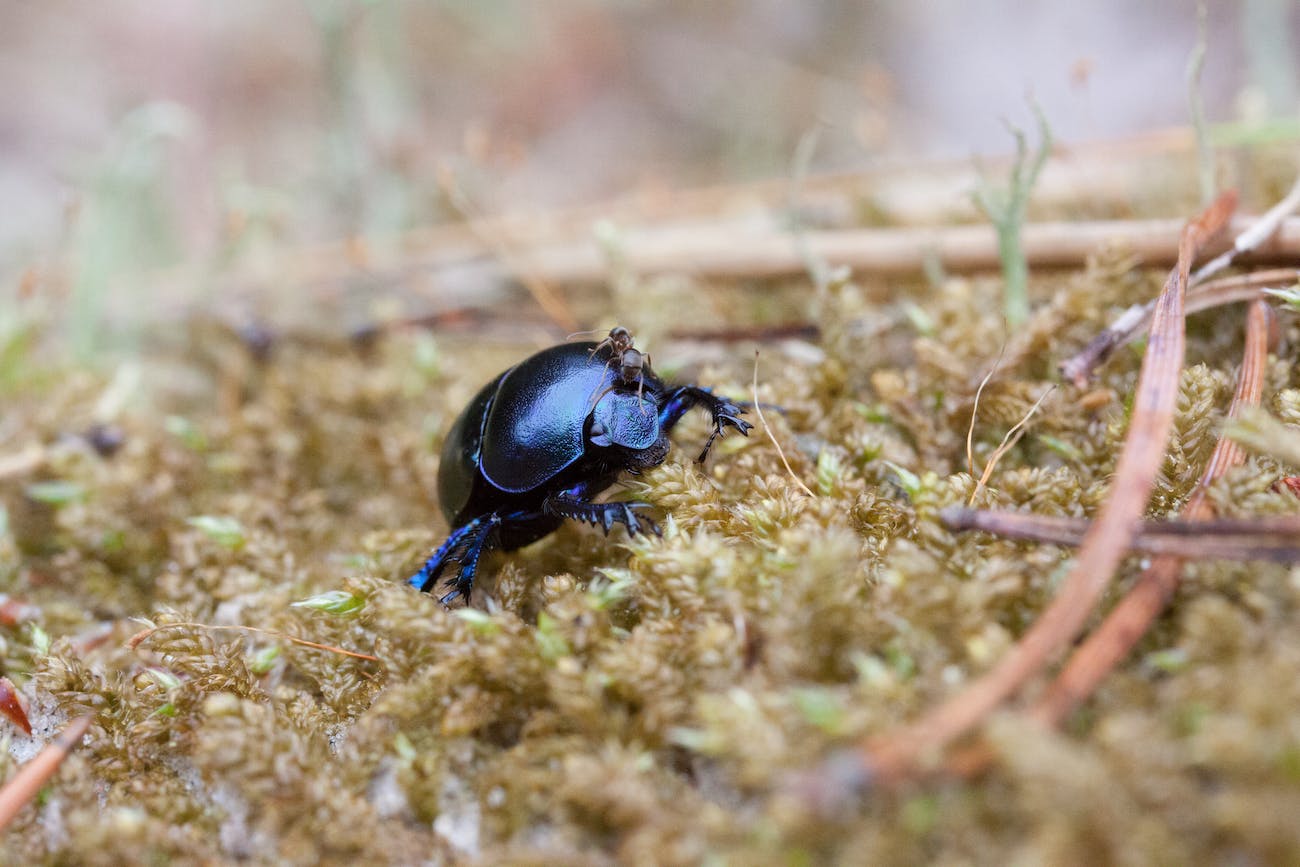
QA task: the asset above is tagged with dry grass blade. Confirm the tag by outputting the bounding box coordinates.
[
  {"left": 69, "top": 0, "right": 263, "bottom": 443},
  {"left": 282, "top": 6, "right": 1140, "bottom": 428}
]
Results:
[
  {"left": 843, "top": 191, "right": 1236, "bottom": 786},
  {"left": 968, "top": 385, "right": 1055, "bottom": 506},
  {"left": 752, "top": 352, "right": 814, "bottom": 498},
  {"left": 0, "top": 715, "right": 94, "bottom": 833},
  {"left": 966, "top": 349, "right": 1004, "bottom": 478}
]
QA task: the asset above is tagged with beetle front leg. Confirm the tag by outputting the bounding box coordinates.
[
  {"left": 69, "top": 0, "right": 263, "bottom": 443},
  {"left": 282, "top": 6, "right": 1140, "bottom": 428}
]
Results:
[
  {"left": 409, "top": 513, "right": 510, "bottom": 605},
  {"left": 408, "top": 519, "right": 484, "bottom": 595},
  {"left": 659, "top": 385, "right": 754, "bottom": 462},
  {"left": 543, "top": 491, "right": 661, "bottom": 538}
]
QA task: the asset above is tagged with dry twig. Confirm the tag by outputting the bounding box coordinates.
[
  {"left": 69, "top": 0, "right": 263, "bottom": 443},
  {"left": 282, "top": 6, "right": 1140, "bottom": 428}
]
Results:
[
  {"left": 0, "top": 715, "right": 94, "bottom": 833},
  {"left": 1059, "top": 268, "right": 1296, "bottom": 387},
  {"left": 945, "top": 298, "right": 1272, "bottom": 776},
  {"left": 944, "top": 507, "right": 1300, "bottom": 565},
  {"left": 1063, "top": 173, "right": 1300, "bottom": 386},
  {"left": 1030, "top": 298, "right": 1270, "bottom": 726},
  {"left": 840, "top": 191, "right": 1235, "bottom": 787}
]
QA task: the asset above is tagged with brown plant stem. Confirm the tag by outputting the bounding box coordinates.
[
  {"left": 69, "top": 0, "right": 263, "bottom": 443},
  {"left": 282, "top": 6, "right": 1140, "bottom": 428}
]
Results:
[
  {"left": 942, "top": 506, "right": 1300, "bottom": 563},
  {"left": 849, "top": 191, "right": 1236, "bottom": 785},
  {"left": 0, "top": 715, "right": 94, "bottom": 833},
  {"left": 946, "top": 298, "right": 1271, "bottom": 776},
  {"left": 481, "top": 215, "right": 1299, "bottom": 285},
  {"left": 1029, "top": 298, "right": 1271, "bottom": 726},
  {"left": 1061, "top": 267, "right": 1298, "bottom": 387}
]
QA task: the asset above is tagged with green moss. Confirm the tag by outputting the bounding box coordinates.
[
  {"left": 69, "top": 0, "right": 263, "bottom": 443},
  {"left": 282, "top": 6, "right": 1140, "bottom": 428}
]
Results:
[{"left": 1, "top": 229, "right": 1300, "bottom": 866}]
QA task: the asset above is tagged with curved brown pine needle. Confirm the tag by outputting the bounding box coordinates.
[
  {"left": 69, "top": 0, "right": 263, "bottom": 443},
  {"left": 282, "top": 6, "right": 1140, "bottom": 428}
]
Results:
[
  {"left": 127, "top": 621, "right": 379, "bottom": 663},
  {"left": 849, "top": 191, "right": 1236, "bottom": 785},
  {"left": 945, "top": 298, "right": 1272, "bottom": 777},
  {"left": 1029, "top": 297, "right": 1270, "bottom": 726},
  {"left": 0, "top": 715, "right": 94, "bottom": 833}
]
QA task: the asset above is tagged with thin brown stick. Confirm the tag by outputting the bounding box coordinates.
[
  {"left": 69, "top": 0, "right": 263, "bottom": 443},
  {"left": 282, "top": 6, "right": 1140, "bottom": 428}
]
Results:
[
  {"left": 942, "top": 507, "right": 1300, "bottom": 562},
  {"left": 1192, "top": 175, "right": 1300, "bottom": 282},
  {"left": 1028, "top": 297, "right": 1270, "bottom": 726},
  {"left": 1062, "top": 172, "right": 1300, "bottom": 388},
  {"left": 850, "top": 192, "right": 1235, "bottom": 785},
  {"left": 1061, "top": 267, "right": 1298, "bottom": 387},
  {"left": 127, "top": 622, "right": 379, "bottom": 663},
  {"left": 124, "top": 130, "right": 1218, "bottom": 311},
  {"left": 515, "top": 215, "right": 1298, "bottom": 284},
  {"left": 121, "top": 212, "right": 1300, "bottom": 339},
  {"left": 943, "top": 299, "right": 1271, "bottom": 776},
  {"left": 0, "top": 715, "right": 94, "bottom": 833}
]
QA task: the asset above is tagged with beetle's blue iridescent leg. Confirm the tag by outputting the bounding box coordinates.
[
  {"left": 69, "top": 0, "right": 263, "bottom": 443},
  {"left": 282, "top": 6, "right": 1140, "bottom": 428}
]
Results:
[
  {"left": 659, "top": 386, "right": 754, "bottom": 462},
  {"left": 544, "top": 489, "right": 661, "bottom": 537},
  {"left": 438, "top": 514, "right": 506, "bottom": 605},
  {"left": 408, "top": 519, "right": 485, "bottom": 595},
  {"left": 410, "top": 512, "right": 530, "bottom": 604}
]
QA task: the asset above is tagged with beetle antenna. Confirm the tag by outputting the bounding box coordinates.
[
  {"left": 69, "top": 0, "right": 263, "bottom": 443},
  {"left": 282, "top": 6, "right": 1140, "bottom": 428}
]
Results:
[{"left": 566, "top": 329, "right": 602, "bottom": 341}]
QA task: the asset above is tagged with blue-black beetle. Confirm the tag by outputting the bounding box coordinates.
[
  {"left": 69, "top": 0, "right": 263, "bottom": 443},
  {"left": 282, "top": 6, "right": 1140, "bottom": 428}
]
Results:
[{"left": 409, "top": 329, "right": 752, "bottom": 604}]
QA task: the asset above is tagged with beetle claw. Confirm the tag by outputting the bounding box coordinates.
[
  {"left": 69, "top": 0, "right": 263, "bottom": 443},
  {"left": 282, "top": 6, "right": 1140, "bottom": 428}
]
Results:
[{"left": 627, "top": 502, "right": 661, "bottom": 537}]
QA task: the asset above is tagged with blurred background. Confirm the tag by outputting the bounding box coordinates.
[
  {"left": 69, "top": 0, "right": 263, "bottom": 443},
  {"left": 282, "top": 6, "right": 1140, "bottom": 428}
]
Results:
[{"left": 1, "top": 0, "right": 1297, "bottom": 346}]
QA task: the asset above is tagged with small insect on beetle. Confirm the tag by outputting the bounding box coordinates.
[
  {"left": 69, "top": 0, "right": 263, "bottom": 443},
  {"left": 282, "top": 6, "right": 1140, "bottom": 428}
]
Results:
[
  {"left": 409, "top": 327, "right": 752, "bottom": 604},
  {"left": 589, "top": 325, "right": 651, "bottom": 409}
]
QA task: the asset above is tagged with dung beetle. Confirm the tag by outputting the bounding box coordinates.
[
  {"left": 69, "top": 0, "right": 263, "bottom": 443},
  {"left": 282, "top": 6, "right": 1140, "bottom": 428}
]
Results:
[{"left": 410, "top": 328, "right": 752, "bottom": 604}]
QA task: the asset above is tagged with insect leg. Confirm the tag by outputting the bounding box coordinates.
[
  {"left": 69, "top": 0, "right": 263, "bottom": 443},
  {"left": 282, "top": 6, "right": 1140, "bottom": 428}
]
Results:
[{"left": 658, "top": 386, "right": 754, "bottom": 462}]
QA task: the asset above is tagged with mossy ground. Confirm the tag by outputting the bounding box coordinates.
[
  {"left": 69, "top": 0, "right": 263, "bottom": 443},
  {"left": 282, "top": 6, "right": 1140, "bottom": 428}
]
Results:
[{"left": 2, "top": 235, "right": 1300, "bottom": 865}]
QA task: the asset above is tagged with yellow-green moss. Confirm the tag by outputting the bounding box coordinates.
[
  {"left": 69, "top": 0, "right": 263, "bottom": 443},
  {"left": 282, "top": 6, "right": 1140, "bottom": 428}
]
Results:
[{"left": 1, "top": 248, "right": 1299, "bottom": 866}]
